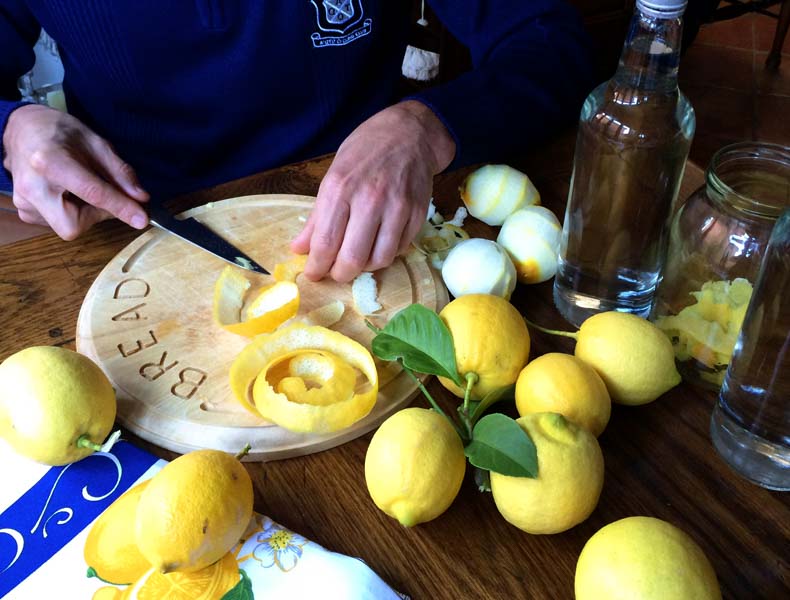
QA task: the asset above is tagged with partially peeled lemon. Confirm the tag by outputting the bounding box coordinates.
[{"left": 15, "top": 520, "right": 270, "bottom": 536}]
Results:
[
  {"left": 497, "top": 206, "right": 562, "bottom": 284},
  {"left": 213, "top": 266, "right": 299, "bottom": 337},
  {"left": 460, "top": 164, "right": 540, "bottom": 226}
]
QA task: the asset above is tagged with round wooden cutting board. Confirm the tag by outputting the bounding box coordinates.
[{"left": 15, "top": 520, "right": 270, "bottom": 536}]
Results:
[{"left": 76, "top": 195, "right": 448, "bottom": 461}]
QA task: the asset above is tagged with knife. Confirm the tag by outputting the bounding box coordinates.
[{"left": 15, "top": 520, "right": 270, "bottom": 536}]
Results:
[{"left": 148, "top": 205, "right": 269, "bottom": 274}]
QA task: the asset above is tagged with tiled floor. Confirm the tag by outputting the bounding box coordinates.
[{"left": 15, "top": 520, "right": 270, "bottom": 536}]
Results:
[
  {"left": 1, "top": 6, "right": 788, "bottom": 246},
  {"left": 681, "top": 4, "right": 790, "bottom": 166}
]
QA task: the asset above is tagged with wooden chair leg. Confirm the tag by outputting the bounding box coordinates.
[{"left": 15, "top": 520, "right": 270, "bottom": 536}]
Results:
[{"left": 766, "top": 0, "right": 790, "bottom": 69}]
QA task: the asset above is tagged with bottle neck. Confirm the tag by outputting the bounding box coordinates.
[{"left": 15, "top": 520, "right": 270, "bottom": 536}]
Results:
[{"left": 613, "top": 7, "right": 684, "bottom": 93}]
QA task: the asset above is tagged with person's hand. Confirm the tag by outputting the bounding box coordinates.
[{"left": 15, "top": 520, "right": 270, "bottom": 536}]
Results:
[
  {"left": 291, "top": 100, "right": 455, "bottom": 282},
  {"left": 2, "top": 104, "right": 149, "bottom": 240}
]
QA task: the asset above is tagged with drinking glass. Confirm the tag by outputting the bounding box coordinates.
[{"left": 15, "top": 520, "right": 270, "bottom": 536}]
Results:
[{"left": 710, "top": 208, "right": 790, "bottom": 490}]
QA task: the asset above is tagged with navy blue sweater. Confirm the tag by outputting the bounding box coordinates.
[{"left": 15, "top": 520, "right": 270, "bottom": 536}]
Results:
[{"left": 1, "top": 1, "right": 592, "bottom": 198}]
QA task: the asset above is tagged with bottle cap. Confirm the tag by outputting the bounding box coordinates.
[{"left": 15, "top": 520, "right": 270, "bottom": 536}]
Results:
[{"left": 637, "top": 0, "right": 687, "bottom": 19}]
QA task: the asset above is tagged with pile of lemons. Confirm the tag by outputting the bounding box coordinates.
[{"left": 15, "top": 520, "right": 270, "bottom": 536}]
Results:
[{"left": 364, "top": 284, "right": 719, "bottom": 598}]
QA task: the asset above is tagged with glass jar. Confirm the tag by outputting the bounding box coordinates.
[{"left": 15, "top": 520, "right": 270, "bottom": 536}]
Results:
[{"left": 651, "top": 142, "right": 790, "bottom": 389}]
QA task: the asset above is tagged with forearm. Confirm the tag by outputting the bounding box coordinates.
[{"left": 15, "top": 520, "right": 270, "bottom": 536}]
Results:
[{"left": 394, "top": 100, "right": 456, "bottom": 174}]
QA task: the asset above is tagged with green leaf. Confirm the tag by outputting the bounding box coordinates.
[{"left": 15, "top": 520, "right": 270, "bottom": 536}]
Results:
[
  {"left": 464, "top": 413, "right": 538, "bottom": 478},
  {"left": 371, "top": 303, "right": 463, "bottom": 386},
  {"left": 221, "top": 569, "right": 254, "bottom": 600},
  {"left": 469, "top": 384, "right": 515, "bottom": 424}
]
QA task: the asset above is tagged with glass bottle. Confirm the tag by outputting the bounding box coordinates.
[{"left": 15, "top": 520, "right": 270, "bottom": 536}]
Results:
[
  {"left": 554, "top": 0, "right": 696, "bottom": 327},
  {"left": 652, "top": 142, "right": 790, "bottom": 390}
]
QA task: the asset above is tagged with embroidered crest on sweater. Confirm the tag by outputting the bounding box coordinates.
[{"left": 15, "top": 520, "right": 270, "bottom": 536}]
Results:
[{"left": 310, "top": 0, "right": 372, "bottom": 47}]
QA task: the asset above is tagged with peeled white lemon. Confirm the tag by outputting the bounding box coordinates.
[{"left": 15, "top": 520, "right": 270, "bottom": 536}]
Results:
[
  {"left": 459, "top": 164, "right": 540, "bottom": 226},
  {"left": 497, "top": 206, "right": 562, "bottom": 284},
  {"left": 441, "top": 238, "right": 517, "bottom": 300}
]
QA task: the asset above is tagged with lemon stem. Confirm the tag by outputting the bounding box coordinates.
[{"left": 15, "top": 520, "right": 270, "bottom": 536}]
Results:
[
  {"left": 461, "top": 372, "right": 478, "bottom": 439},
  {"left": 76, "top": 435, "right": 102, "bottom": 452},
  {"left": 364, "top": 320, "right": 381, "bottom": 334},
  {"left": 235, "top": 444, "right": 252, "bottom": 460},
  {"left": 523, "top": 317, "right": 578, "bottom": 340},
  {"left": 402, "top": 364, "right": 468, "bottom": 443}
]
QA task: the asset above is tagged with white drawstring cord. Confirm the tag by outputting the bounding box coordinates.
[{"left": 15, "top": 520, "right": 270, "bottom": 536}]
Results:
[{"left": 417, "top": 0, "right": 428, "bottom": 26}]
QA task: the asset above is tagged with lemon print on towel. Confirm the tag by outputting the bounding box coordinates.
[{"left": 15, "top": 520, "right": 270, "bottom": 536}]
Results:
[
  {"left": 238, "top": 515, "right": 309, "bottom": 572},
  {"left": 88, "top": 536, "right": 245, "bottom": 600},
  {"left": 118, "top": 553, "right": 241, "bottom": 599},
  {"left": 85, "top": 478, "right": 249, "bottom": 599},
  {"left": 84, "top": 449, "right": 255, "bottom": 599}
]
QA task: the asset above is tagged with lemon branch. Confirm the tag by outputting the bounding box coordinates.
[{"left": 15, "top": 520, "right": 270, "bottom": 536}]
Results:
[
  {"left": 459, "top": 372, "right": 478, "bottom": 439},
  {"left": 235, "top": 444, "right": 252, "bottom": 460},
  {"left": 401, "top": 364, "right": 469, "bottom": 443},
  {"left": 523, "top": 317, "right": 579, "bottom": 340},
  {"left": 365, "top": 307, "right": 472, "bottom": 443}
]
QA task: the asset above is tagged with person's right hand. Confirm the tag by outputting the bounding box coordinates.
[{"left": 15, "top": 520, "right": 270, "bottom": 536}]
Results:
[{"left": 2, "top": 103, "right": 149, "bottom": 240}]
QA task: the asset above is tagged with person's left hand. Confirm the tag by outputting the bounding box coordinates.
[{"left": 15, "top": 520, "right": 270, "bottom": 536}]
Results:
[{"left": 290, "top": 100, "right": 455, "bottom": 282}]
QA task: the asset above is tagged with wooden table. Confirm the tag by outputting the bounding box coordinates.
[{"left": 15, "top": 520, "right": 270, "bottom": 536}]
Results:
[{"left": 1, "top": 131, "right": 788, "bottom": 599}]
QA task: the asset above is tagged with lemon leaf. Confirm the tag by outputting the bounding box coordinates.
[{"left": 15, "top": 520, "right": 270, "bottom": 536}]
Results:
[
  {"left": 220, "top": 569, "right": 253, "bottom": 600},
  {"left": 465, "top": 413, "right": 538, "bottom": 478},
  {"left": 371, "top": 304, "right": 463, "bottom": 386}
]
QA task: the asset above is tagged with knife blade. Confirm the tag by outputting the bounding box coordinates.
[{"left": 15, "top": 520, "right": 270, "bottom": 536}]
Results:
[{"left": 148, "top": 206, "right": 269, "bottom": 274}]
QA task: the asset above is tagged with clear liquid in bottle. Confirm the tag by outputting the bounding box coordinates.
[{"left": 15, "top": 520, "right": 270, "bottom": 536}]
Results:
[{"left": 554, "top": 1, "right": 696, "bottom": 326}]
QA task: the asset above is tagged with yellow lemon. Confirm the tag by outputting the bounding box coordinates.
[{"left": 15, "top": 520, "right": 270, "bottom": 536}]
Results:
[
  {"left": 515, "top": 353, "right": 610, "bottom": 437},
  {"left": 575, "top": 312, "right": 681, "bottom": 405},
  {"left": 0, "top": 346, "right": 116, "bottom": 465},
  {"left": 575, "top": 516, "right": 722, "bottom": 600},
  {"left": 365, "top": 408, "right": 466, "bottom": 527},
  {"left": 438, "top": 294, "right": 530, "bottom": 400},
  {"left": 490, "top": 413, "right": 603, "bottom": 534},
  {"left": 85, "top": 481, "right": 151, "bottom": 585},
  {"left": 135, "top": 450, "right": 253, "bottom": 573},
  {"left": 121, "top": 552, "right": 240, "bottom": 600}
]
